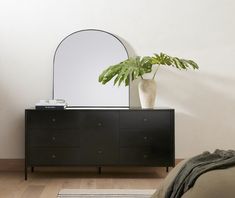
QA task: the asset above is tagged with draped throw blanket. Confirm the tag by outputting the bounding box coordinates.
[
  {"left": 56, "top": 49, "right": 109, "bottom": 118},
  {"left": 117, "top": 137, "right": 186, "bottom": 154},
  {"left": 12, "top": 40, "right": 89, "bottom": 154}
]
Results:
[{"left": 165, "top": 149, "right": 235, "bottom": 198}]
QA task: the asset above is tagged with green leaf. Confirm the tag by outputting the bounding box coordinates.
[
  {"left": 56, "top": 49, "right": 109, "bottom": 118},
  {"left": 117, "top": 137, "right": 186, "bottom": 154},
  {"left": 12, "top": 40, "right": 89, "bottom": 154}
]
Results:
[
  {"left": 98, "top": 53, "right": 199, "bottom": 87},
  {"left": 151, "top": 52, "right": 199, "bottom": 70},
  {"left": 98, "top": 56, "right": 153, "bottom": 86}
]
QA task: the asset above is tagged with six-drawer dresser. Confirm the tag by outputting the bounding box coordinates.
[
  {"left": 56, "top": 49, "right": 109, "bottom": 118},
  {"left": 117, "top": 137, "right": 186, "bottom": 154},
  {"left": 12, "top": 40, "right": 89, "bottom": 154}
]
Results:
[{"left": 25, "top": 108, "right": 175, "bottom": 180}]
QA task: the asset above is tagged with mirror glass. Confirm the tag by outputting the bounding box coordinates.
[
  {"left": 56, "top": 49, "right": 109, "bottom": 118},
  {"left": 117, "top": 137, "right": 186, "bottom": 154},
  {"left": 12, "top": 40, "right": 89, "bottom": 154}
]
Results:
[{"left": 53, "top": 29, "right": 129, "bottom": 107}]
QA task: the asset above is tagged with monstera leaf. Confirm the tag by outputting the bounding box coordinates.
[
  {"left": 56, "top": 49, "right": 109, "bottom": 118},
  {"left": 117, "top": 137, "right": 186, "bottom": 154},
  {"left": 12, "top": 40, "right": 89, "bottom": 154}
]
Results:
[
  {"left": 98, "top": 52, "right": 199, "bottom": 86},
  {"left": 98, "top": 56, "right": 152, "bottom": 86},
  {"left": 151, "top": 53, "right": 199, "bottom": 70}
]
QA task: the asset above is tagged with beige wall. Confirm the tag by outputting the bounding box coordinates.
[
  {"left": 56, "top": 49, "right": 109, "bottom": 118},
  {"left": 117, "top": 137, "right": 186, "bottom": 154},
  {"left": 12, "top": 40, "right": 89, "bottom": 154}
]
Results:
[{"left": 0, "top": 0, "right": 235, "bottom": 158}]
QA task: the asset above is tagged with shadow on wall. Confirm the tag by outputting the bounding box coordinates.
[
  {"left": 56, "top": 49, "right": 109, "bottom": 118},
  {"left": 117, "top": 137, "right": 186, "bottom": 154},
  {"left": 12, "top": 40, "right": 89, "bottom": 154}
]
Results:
[
  {"left": 99, "top": 34, "right": 235, "bottom": 157},
  {"left": 0, "top": 84, "right": 25, "bottom": 158},
  {"left": 157, "top": 69, "right": 235, "bottom": 157}
]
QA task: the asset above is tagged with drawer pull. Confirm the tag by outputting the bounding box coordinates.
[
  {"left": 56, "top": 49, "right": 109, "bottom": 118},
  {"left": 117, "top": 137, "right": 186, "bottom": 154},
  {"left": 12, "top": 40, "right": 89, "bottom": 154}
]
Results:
[
  {"left": 52, "top": 137, "right": 56, "bottom": 141},
  {"left": 97, "top": 122, "right": 102, "bottom": 127},
  {"left": 143, "top": 118, "right": 148, "bottom": 122},
  {"left": 143, "top": 136, "right": 148, "bottom": 141},
  {"left": 52, "top": 154, "right": 56, "bottom": 159},
  {"left": 52, "top": 118, "right": 56, "bottom": 122},
  {"left": 143, "top": 154, "right": 148, "bottom": 159},
  {"left": 97, "top": 150, "right": 103, "bottom": 154}
]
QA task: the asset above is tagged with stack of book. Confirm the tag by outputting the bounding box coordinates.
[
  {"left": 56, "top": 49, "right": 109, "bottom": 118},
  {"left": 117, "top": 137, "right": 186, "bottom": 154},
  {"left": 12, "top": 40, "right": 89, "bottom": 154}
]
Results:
[{"left": 35, "top": 99, "right": 67, "bottom": 110}]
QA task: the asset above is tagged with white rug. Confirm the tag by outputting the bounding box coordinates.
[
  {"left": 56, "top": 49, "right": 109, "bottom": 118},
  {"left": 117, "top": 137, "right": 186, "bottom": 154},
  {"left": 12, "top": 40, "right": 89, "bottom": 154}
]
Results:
[{"left": 58, "top": 189, "right": 156, "bottom": 198}]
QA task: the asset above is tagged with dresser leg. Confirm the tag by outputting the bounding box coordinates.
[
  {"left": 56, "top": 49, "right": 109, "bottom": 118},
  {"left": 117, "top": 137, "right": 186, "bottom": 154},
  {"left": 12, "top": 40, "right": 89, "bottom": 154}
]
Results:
[
  {"left": 31, "top": 167, "right": 34, "bottom": 173},
  {"left": 25, "top": 157, "right": 27, "bottom": 180},
  {"left": 25, "top": 166, "right": 27, "bottom": 180},
  {"left": 166, "top": 167, "right": 169, "bottom": 172},
  {"left": 98, "top": 167, "right": 101, "bottom": 174}
]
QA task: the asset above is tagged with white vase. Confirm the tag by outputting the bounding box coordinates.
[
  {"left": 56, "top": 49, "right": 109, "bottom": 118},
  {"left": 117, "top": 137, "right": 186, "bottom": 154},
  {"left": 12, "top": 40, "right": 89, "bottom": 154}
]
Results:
[{"left": 138, "top": 79, "right": 157, "bottom": 108}]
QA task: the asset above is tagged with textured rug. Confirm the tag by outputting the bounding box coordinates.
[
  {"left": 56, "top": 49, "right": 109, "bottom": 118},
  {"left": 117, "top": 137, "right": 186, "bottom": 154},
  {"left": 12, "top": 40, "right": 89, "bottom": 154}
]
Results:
[{"left": 57, "top": 189, "right": 156, "bottom": 198}]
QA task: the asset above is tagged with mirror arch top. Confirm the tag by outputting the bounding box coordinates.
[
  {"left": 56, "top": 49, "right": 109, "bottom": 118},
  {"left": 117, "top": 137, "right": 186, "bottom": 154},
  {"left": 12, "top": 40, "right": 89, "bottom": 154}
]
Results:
[{"left": 53, "top": 29, "right": 129, "bottom": 107}]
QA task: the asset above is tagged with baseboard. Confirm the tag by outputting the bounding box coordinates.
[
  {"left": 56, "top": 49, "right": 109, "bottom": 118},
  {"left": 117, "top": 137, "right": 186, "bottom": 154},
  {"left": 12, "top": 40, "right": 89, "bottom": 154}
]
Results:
[
  {"left": 0, "top": 159, "right": 25, "bottom": 171},
  {"left": 0, "top": 159, "right": 183, "bottom": 171}
]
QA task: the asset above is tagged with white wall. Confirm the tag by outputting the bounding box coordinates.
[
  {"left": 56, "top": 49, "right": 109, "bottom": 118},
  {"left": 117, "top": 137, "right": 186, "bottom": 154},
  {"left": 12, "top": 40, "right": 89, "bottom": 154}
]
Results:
[{"left": 0, "top": 0, "right": 235, "bottom": 158}]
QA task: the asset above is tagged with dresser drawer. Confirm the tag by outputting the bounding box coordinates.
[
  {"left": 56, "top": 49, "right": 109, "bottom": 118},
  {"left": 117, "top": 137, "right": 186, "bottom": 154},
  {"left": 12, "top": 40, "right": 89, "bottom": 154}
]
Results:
[
  {"left": 120, "top": 128, "right": 171, "bottom": 147},
  {"left": 80, "top": 111, "right": 118, "bottom": 129},
  {"left": 29, "top": 148, "right": 81, "bottom": 165},
  {"left": 29, "top": 129, "right": 80, "bottom": 147},
  {"left": 80, "top": 147, "right": 119, "bottom": 165},
  {"left": 80, "top": 128, "right": 118, "bottom": 148},
  {"left": 27, "top": 111, "right": 80, "bottom": 128},
  {"left": 119, "top": 148, "right": 173, "bottom": 166},
  {"left": 80, "top": 126, "right": 119, "bottom": 163},
  {"left": 120, "top": 110, "right": 172, "bottom": 129}
]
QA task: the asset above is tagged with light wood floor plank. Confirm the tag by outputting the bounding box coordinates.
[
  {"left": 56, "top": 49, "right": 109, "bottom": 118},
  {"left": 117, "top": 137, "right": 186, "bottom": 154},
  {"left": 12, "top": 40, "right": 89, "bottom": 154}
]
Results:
[
  {"left": 62, "top": 178, "right": 82, "bottom": 189},
  {"left": 0, "top": 170, "right": 166, "bottom": 198},
  {"left": 95, "top": 178, "right": 113, "bottom": 189},
  {"left": 21, "top": 185, "right": 45, "bottom": 198},
  {"left": 40, "top": 179, "right": 63, "bottom": 198},
  {"left": 80, "top": 178, "right": 97, "bottom": 189}
]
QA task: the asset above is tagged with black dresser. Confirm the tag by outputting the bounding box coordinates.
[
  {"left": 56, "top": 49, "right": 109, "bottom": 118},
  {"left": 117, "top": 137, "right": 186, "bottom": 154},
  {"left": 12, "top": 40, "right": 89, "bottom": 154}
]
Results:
[{"left": 25, "top": 108, "right": 175, "bottom": 180}]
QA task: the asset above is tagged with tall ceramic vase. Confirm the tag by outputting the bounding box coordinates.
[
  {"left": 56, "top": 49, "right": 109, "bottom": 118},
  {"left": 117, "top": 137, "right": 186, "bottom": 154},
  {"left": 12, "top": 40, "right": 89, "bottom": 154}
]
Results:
[{"left": 138, "top": 79, "right": 157, "bottom": 108}]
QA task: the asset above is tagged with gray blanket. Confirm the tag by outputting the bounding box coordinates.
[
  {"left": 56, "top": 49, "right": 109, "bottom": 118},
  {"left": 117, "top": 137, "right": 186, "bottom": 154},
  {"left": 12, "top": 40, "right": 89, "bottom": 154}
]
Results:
[{"left": 165, "top": 149, "right": 235, "bottom": 198}]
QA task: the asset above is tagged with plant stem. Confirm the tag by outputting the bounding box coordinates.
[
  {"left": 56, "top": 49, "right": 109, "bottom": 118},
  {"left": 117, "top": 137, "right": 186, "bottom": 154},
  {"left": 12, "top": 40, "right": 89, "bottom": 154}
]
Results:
[
  {"left": 152, "top": 64, "right": 161, "bottom": 80},
  {"left": 140, "top": 75, "right": 144, "bottom": 79}
]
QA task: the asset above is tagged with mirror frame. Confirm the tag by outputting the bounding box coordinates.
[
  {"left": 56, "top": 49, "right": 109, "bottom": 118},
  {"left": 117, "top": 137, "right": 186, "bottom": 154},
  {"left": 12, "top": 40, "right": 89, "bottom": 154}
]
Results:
[{"left": 52, "top": 29, "right": 130, "bottom": 108}]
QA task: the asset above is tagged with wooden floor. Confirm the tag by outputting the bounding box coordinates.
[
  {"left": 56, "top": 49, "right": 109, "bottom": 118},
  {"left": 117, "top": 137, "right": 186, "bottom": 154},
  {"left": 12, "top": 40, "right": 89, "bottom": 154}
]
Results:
[{"left": 0, "top": 167, "right": 169, "bottom": 198}]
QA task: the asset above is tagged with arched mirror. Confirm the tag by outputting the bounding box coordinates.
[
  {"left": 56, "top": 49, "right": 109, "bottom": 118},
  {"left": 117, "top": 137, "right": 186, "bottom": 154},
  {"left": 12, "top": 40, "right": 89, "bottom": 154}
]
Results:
[{"left": 53, "top": 29, "right": 129, "bottom": 107}]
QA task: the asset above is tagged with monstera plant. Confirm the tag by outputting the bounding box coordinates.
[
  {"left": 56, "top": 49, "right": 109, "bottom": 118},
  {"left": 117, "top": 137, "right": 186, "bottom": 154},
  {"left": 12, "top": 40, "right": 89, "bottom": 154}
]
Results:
[{"left": 99, "top": 52, "right": 199, "bottom": 108}]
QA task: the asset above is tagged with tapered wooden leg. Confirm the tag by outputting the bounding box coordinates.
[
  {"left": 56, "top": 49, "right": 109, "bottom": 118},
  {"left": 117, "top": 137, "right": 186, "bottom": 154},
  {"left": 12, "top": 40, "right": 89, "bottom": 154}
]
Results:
[
  {"left": 31, "top": 167, "right": 34, "bottom": 173},
  {"left": 166, "top": 167, "right": 169, "bottom": 172}
]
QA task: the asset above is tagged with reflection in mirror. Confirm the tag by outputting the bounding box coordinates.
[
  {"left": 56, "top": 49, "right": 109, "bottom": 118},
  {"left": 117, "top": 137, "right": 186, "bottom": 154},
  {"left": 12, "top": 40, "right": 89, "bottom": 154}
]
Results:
[{"left": 53, "top": 29, "right": 129, "bottom": 107}]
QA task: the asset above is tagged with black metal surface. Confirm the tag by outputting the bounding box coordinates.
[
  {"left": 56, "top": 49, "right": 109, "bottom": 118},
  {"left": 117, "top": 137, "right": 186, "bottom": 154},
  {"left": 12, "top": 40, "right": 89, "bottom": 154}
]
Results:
[{"left": 25, "top": 109, "right": 175, "bottom": 179}]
